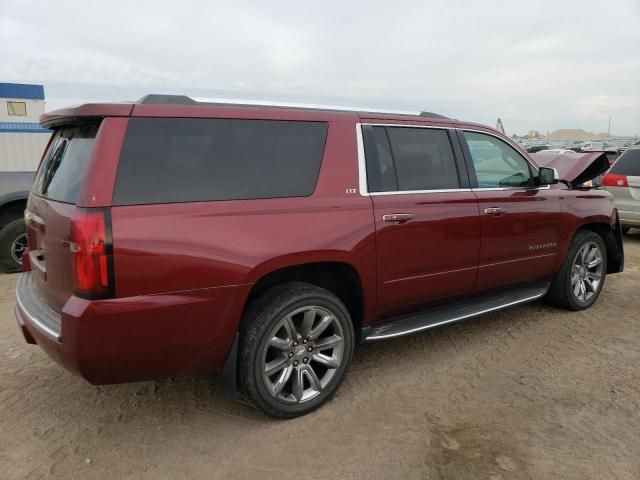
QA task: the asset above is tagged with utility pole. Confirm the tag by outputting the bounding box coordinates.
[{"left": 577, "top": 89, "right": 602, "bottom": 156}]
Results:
[{"left": 607, "top": 116, "right": 611, "bottom": 138}]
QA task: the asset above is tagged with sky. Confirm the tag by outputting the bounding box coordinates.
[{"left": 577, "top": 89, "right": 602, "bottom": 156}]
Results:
[{"left": 1, "top": 0, "right": 639, "bottom": 136}]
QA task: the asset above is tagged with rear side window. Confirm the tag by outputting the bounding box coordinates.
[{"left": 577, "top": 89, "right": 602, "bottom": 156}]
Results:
[
  {"left": 113, "top": 118, "right": 328, "bottom": 205},
  {"left": 32, "top": 123, "right": 99, "bottom": 204},
  {"left": 363, "top": 126, "right": 460, "bottom": 192},
  {"left": 610, "top": 149, "right": 640, "bottom": 176}
]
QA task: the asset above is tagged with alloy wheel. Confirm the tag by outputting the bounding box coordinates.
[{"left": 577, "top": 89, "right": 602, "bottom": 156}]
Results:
[
  {"left": 570, "top": 241, "right": 603, "bottom": 303},
  {"left": 10, "top": 233, "right": 27, "bottom": 265},
  {"left": 261, "top": 306, "right": 345, "bottom": 404}
]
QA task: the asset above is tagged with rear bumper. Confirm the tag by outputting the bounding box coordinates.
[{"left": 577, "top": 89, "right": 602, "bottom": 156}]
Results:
[
  {"left": 15, "top": 272, "right": 249, "bottom": 384},
  {"left": 618, "top": 209, "right": 640, "bottom": 227}
]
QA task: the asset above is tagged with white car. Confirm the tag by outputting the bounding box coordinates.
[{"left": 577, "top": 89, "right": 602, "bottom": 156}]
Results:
[{"left": 603, "top": 146, "right": 640, "bottom": 233}]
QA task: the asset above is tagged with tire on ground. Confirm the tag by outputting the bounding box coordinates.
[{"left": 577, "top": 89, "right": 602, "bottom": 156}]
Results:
[
  {"left": 238, "top": 281, "right": 355, "bottom": 418},
  {"left": 545, "top": 229, "right": 607, "bottom": 311},
  {"left": 0, "top": 217, "right": 27, "bottom": 273}
]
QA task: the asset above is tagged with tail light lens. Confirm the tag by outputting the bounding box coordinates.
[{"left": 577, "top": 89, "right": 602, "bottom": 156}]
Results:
[
  {"left": 602, "top": 173, "right": 628, "bottom": 187},
  {"left": 70, "top": 209, "right": 114, "bottom": 299}
]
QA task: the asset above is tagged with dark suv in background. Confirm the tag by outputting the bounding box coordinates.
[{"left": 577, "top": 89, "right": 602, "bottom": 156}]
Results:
[{"left": 15, "top": 95, "right": 623, "bottom": 417}]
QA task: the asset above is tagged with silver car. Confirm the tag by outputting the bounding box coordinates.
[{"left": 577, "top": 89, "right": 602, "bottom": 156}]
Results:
[{"left": 604, "top": 146, "right": 640, "bottom": 233}]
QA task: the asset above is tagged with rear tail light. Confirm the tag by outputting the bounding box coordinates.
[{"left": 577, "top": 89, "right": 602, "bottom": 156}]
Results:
[
  {"left": 601, "top": 173, "right": 628, "bottom": 187},
  {"left": 69, "top": 208, "right": 114, "bottom": 299}
]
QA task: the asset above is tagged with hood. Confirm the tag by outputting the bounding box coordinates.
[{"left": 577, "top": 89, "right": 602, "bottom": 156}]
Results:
[{"left": 531, "top": 151, "right": 610, "bottom": 186}]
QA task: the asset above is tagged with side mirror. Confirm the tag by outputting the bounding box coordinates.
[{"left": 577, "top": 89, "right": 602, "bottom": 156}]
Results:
[{"left": 538, "top": 167, "right": 559, "bottom": 185}]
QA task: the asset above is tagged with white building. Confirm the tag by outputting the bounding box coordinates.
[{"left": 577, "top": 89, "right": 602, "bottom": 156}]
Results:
[{"left": 0, "top": 83, "right": 52, "bottom": 172}]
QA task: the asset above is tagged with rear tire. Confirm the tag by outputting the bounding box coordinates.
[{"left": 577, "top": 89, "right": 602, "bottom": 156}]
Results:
[
  {"left": 545, "top": 230, "right": 607, "bottom": 311},
  {"left": 0, "top": 217, "right": 27, "bottom": 273},
  {"left": 239, "top": 282, "right": 354, "bottom": 418}
]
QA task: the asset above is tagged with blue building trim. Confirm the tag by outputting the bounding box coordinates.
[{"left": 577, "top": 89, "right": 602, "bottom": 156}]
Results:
[
  {"left": 0, "top": 122, "right": 50, "bottom": 133},
  {"left": 0, "top": 83, "right": 45, "bottom": 100}
]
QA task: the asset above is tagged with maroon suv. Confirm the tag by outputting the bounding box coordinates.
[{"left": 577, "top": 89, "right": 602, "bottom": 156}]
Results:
[{"left": 15, "top": 95, "right": 624, "bottom": 417}]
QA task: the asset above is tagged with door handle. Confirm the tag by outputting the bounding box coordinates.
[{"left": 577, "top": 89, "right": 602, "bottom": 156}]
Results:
[
  {"left": 382, "top": 213, "right": 413, "bottom": 224},
  {"left": 484, "top": 207, "right": 506, "bottom": 216}
]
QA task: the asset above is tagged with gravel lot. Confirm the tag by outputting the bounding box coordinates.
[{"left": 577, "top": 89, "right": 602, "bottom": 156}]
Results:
[{"left": 1, "top": 233, "right": 639, "bottom": 480}]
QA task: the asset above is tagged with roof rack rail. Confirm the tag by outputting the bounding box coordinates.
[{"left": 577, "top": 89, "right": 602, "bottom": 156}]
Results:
[
  {"left": 419, "top": 111, "right": 449, "bottom": 119},
  {"left": 138, "top": 94, "right": 196, "bottom": 105},
  {"left": 136, "top": 94, "right": 448, "bottom": 119}
]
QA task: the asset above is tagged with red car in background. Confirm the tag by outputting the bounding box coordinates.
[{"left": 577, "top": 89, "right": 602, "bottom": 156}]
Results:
[{"left": 15, "top": 95, "right": 624, "bottom": 417}]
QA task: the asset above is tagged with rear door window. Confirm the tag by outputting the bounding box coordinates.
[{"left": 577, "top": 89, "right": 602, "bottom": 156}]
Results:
[
  {"left": 610, "top": 150, "right": 640, "bottom": 176},
  {"left": 32, "top": 123, "right": 100, "bottom": 204},
  {"left": 113, "top": 118, "right": 328, "bottom": 205},
  {"left": 363, "top": 126, "right": 460, "bottom": 192}
]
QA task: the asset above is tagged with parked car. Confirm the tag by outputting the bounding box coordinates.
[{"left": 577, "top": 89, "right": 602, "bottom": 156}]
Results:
[
  {"left": 536, "top": 149, "right": 578, "bottom": 155},
  {"left": 532, "top": 150, "right": 611, "bottom": 187},
  {"left": 525, "top": 145, "right": 550, "bottom": 153},
  {"left": 15, "top": 95, "right": 624, "bottom": 418},
  {"left": 581, "top": 142, "right": 606, "bottom": 151},
  {"left": 0, "top": 172, "right": 35, "bottom": 271},
  {"left": 0, "top": 83, "right": 51, "bottom": 272},
  {"left": 602, "top": 146, "right": 640, "bottom": 234},
  {"left": 579, "top": 148, "right": 624, "bottom": 166}
]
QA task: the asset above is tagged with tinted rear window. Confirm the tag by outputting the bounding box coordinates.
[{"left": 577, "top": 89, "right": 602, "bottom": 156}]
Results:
[
  {"left": 363, "top": 126, "right": 460, "bottom": 192},
  {"left": 113, "top": 118, "right": 328, "bottom": 205},
  {"left": 32, "top": 123, "right": 99, "bottom": 204},
  {"left": 387, "top": 127, "right": 459, "bottom": 191},
  {"left": 610, "top": 149, "right": 640, "bottom": 176}
]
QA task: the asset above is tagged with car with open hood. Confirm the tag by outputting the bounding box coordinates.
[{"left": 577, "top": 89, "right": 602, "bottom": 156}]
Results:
[
  {"left": 531, "top": 150, "right": 612, "bottom": 187},
  {"left": 14, "top": 95, "right": 624, "bottom": 418}
]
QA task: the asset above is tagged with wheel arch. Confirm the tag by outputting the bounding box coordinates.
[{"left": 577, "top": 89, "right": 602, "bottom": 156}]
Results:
[
  {"left": 0, "top": 195, "right": 28, "bottom": 228},
  {"left": 573, "top": 218, "right": 624, "bottom": 274},
  {"left": 242, "top": 260, "right": 366, "bottom": 335},
  {"left": 217, "top": 259, "right": 369, "bottom": 400}
]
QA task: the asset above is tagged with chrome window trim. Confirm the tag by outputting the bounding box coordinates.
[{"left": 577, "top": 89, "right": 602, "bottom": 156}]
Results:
[
  {"left": 356, "top": 123, "right": 550, "bottom": 196},
  {"left": 370, "top": 188, "right": 472, "bottom": 196},
  {"left": 356, "top": 122, "right": 464, "bottom": 196},
  {"left": 356, "top": 123, "right": 368, "bottom": 195},
  {"left": 472, "top": 185, "right": 551, "bottom": 192},
  {"left": 361, "top": 122, "right": 453, "bottom": 130}
]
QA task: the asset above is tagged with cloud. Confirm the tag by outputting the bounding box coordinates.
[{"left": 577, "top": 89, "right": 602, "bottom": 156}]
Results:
[{"left": 1, "top": 0, "right": 639, "bottom": 135}]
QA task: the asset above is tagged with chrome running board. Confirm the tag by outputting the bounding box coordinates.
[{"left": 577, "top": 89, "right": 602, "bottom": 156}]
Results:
[{"left": 363, "top": 284, "right": 549, "bottom": 341}]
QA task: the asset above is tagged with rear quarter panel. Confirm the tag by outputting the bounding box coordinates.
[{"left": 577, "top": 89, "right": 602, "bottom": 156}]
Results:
[{"left": 109, "top": 118, "right": 376, "bottom": 353}]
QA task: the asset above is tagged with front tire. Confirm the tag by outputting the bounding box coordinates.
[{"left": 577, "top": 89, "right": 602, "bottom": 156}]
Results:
[
  {"left": 239, "top": 282, "right": 354, "bottom": 418},
  {"left": 545, "top": 230, "right": 607, "bottom": 310}
]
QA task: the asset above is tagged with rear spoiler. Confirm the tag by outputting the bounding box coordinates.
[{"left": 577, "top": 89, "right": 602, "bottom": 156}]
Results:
[
  {"left": 531, "top": 151, "right": 611, "bottom": 186},
  {"left": 40, "top": 103, "right": 134, "bottom": 129}
]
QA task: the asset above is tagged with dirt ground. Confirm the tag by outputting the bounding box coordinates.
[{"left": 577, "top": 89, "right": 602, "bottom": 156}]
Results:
[{"left": 1, "top": 235, "right": 639, "bottom": 480}]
